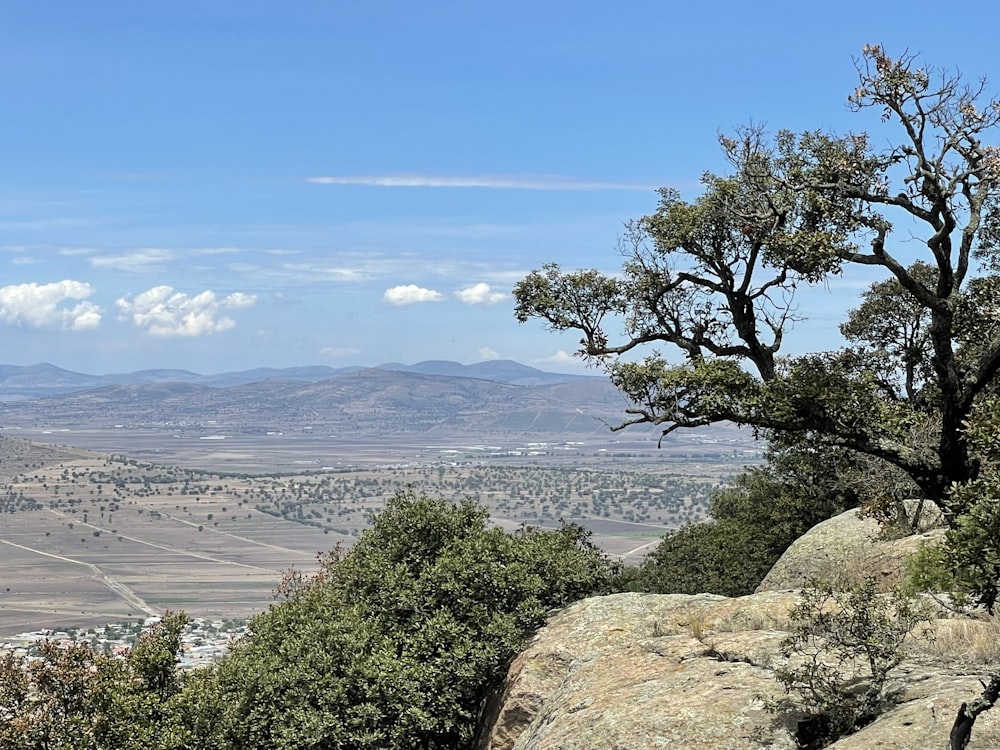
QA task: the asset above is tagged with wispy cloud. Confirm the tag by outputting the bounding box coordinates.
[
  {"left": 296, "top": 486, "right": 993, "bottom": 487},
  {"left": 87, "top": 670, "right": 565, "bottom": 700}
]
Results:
[
  {"left": 116, "top": 286, "right": 256, "bottom": 337},
  {"left": 480, "top": 270, "right": 533, "bottom": 285},
  {"left": 94, "top": 171, "right": 173, "bottom": 182},
  {"left": 534, "top": 350, "right": 580, "bottom": 366},
  {"left": 320, "top": 346, "right": 361, "bottom": 357},
  {"left": 0, "top": 217, "right": 92, "bottom": 231},
  {"left": 307, "top": 174, "right": 654, "bottom": 191},
  {"left": 227, "top": 256, "right": 389, "bottom": 287},
  {"left": 0, "top": 280, "right": 101, "bottom": 331},
  {"left": 383, "top": 285, "right": 444, "bottom": 306},
  {"left": 90, "top": 248, "right": 175, "bottom": 272},
  {"left": 195, "top": 247, "right": 242, "bottom": 256},
  {"left": 455, "top": 282, "right": 506, "bottom": 305},
  {"left": 88, "top": 247, "right": 239, "bottom": 272},
  {"left": 280, "top": 262, "right": 368, "bottom": 282}
]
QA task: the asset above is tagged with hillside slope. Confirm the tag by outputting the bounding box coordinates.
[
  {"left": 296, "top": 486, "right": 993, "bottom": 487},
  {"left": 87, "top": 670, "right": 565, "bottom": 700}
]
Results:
[{"left": 0, "top": 368, "right": 637, "bottom": 437}]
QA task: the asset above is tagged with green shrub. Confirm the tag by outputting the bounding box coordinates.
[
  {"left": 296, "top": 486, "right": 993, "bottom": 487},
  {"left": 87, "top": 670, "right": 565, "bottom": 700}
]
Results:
[
  {"left": 633, "top": 443, "right": 860, "bottom": 596},
  {"left": 0, "top": 612, "right": 188, "bottom": 750},
  {"left": 901, "top": 541, "right": 967, "bottom": 605},
  {"left": 770, "top": 578, "right": 930, "bottom": 747},
  {"left": 180, "top": 490, "right": 621, "bottom": 750}
]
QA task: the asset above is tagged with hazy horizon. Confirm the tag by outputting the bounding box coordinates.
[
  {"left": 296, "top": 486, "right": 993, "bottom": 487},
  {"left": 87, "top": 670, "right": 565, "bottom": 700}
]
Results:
[{"left": 1, "top": 3, "right": 997, "bottom": 374}]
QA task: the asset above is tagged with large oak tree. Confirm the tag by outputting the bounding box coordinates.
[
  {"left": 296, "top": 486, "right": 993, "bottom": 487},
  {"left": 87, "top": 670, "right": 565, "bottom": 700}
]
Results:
[{"left": 515, "top": 46, "right": 1000, "bottom": 602}]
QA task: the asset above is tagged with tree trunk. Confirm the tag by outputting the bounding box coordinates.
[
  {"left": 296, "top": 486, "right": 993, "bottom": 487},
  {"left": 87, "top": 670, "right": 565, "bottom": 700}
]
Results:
[{"left": 949, "top": 675, "right": 1000, "bottom": 750}]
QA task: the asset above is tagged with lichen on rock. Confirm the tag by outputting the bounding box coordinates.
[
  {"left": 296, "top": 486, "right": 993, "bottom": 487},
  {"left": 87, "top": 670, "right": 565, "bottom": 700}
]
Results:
[{"left": 475, "top": 591, "right": 1000, "bottom": 750}]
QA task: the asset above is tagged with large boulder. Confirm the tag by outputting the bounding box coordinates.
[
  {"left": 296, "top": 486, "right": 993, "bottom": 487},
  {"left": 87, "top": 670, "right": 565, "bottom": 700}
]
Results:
[
  {"left": 475, "top": 592, "right": 1000, "bottom": 750},
  {"left": 756, "top": 506, "right": 944, "bottom": 593}
]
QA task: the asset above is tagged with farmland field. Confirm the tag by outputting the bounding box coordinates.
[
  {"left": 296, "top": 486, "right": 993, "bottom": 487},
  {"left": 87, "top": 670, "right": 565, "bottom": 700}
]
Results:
[{"left": 0, "top": 426, "right": 761, "bottom": 636}]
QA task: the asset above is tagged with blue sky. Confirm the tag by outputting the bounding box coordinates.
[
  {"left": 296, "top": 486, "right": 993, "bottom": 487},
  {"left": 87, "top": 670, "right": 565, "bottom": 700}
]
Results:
[{"left": 1, "top": 1, "right": 998, "bottom": 375}]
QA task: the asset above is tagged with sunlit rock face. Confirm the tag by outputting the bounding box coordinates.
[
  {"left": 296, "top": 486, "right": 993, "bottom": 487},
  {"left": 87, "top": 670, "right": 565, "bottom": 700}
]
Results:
[
  {"left": 757, "top": 506, "right": 944, "bottom": 594},
  {"left": 475, "top": 588, "right": 998, "bottom": 750}
]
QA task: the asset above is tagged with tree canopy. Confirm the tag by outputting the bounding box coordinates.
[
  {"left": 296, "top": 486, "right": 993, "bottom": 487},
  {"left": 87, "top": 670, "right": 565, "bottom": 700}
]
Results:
[
  {"left": 515, "top": 46, "right": 1000, "bottom": 606},
  {"left": 631, "top": 441, "right": 862, "bottom": 597},
  {"left": 0, "top": 494, "right": 622, "bottom": 750},
  {"left": 0, "top": 612, "right": 188, "bottom": 750},
  {"left": 180, "top": 491, "right": 621, "bottom": 750}
]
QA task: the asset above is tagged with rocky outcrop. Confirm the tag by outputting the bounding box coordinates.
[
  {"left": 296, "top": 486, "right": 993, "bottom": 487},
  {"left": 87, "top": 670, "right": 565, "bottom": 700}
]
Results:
[
  {"left": 475, "top": 592, "right": 1000, "bottom": 750},
  {"left": 756, "top": 506, "right": 944, "bottom": 593}
]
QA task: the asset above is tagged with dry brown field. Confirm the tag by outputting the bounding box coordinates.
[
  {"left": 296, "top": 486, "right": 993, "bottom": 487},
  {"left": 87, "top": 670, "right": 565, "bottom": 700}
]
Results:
[{"left": 0, "top": 427, "right": 760, "bottom": 637}]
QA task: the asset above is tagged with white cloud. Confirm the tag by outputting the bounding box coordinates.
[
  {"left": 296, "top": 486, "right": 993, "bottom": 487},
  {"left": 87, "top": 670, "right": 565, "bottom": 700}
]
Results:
[
  {"left": 383, "top": 285, "right": 444, "bottom": 306},
  {"left": 455, "top": 282, "right": 506, "bottom": 305},
  {"left": 307, "top": 174, "right": 654, "bottom": 191},
  {"left": 116, "top": 286, "right": 256, "bottom": 337},
  {"left": 90, "top": 248, "right": 175, "bottom": 272},
  {"left": 535, "top": 350, "right": 579, "bottom": 365},
  {"left": 194, "top": 247, "right": 241, "bottom": 256},
  {"left": 0, "top": 218, "right": 89, "bottom": 231},
  {"left": 0, "top": 280, "right": 101, "bottom": 331},
  {"left": 281, "top": 263, "right": 367, "bottom": 282},
  {"left": 477, "top": 347, "right": 501, "bottom": 361}
]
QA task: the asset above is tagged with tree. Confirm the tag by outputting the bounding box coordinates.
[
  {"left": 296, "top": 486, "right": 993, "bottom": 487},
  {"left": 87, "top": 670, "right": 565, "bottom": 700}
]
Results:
[
  {"left": 839, "top": 260, "right": 938, "bottom": 407},
  {"left": 772, "top": 577, "right": 929, "bottom": 747},
  {"left": 949, "top": 674, "right": 1000, "bottom": 750},
  {"left": 941, "top": 397, "right": 1000, "bottom": 608},
  {"left": 633, "top": 442, "right": 860, "bottom": 596},
  {"left": 0, "top": 612, "right": 188, "bottom": 750},
  {"left": 514, "top": 46, "right": 1000, "bottom": 603},
  {"left": 183, "top": 491, "right": 621, "bottom": 750}
]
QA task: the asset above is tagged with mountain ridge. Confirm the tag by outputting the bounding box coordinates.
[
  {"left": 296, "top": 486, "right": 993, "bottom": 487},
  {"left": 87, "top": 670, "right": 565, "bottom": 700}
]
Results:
[
  {"left": 0, "top": 359, "right": 592, "bottom": 399},
  {"left": 0, "top": 365, "right": 636, "bottom": 439}
]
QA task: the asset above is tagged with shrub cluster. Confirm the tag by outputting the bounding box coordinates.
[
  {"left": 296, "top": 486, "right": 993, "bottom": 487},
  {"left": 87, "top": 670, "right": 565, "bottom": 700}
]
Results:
[
  {"left": 0, "top": 491, "right": 621, "bottom": 750},
  {"left": 630, "top": 443, "right": 860, "bottom": 596}
]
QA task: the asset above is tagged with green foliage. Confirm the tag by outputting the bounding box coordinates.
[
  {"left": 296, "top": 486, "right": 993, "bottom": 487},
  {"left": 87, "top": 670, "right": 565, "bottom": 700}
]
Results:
[
  {"left": 771, "top": 578, "right": 930, "bottom": 747},
  {"left": 0, "top": 612, "right": 189, "bottom": 750},
  {"left": 840, "top": 261, "right": 938, "bottom": 405},
  {"left": 609, "top": 356, "right": 761, "bottom": 433},
  {"left": 514, "top": 46, "right": 1000, "bottom": 594},
  {"left": 630, "top": 517, "right": 772, "bottom": 597},
  {"left": 633, "top": 443, "right": 860, "bottom": 596},
  {"left": 943, "top": 398, "right": 1000, "bottom": 609},
  {"left": 156, "top": 667, "right": 230, "bottom": 750},
  {"left": 513, "top": 263, "right": 625, "bottom": 339},
  {"left": 180, "top": 490, "right": 620, "bottom": 750},
  {"left": 946, "top": 495, "right": 1000, "bottom": 611},
  {"left": 900, "top": 542, "right": 966, "bottom": 603}
]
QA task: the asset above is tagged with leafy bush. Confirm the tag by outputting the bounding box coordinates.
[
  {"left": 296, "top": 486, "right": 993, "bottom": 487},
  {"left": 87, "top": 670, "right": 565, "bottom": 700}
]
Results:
[
  {"left": 633, "top": 443, "right": 860, "bottom": 596},
  {"left": 0, "top": 612, "right": 188, "bottom": 750},
  {"left": 771, "top": 578, "right": 929, "bottom": 747},
  {"left": 180, "top": 490, "right": 621, "bottom": 750},
  {"left": 901, "top": 541, "right": 967, "bottom": 606},
  {"left": 944, "top": 398, "right": 1000, "bottom": 610},
  {"left": 630, "top": 516, "right": 774, "bottom": 596}
]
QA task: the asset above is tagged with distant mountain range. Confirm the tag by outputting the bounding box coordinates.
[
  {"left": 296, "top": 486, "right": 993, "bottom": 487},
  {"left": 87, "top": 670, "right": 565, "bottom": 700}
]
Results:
[
  {"left": 0, "top": 359, "right": 591, "bottom": 400},
  {"left": 0, "top": 361, "right": 636, "bottom": 438}
]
